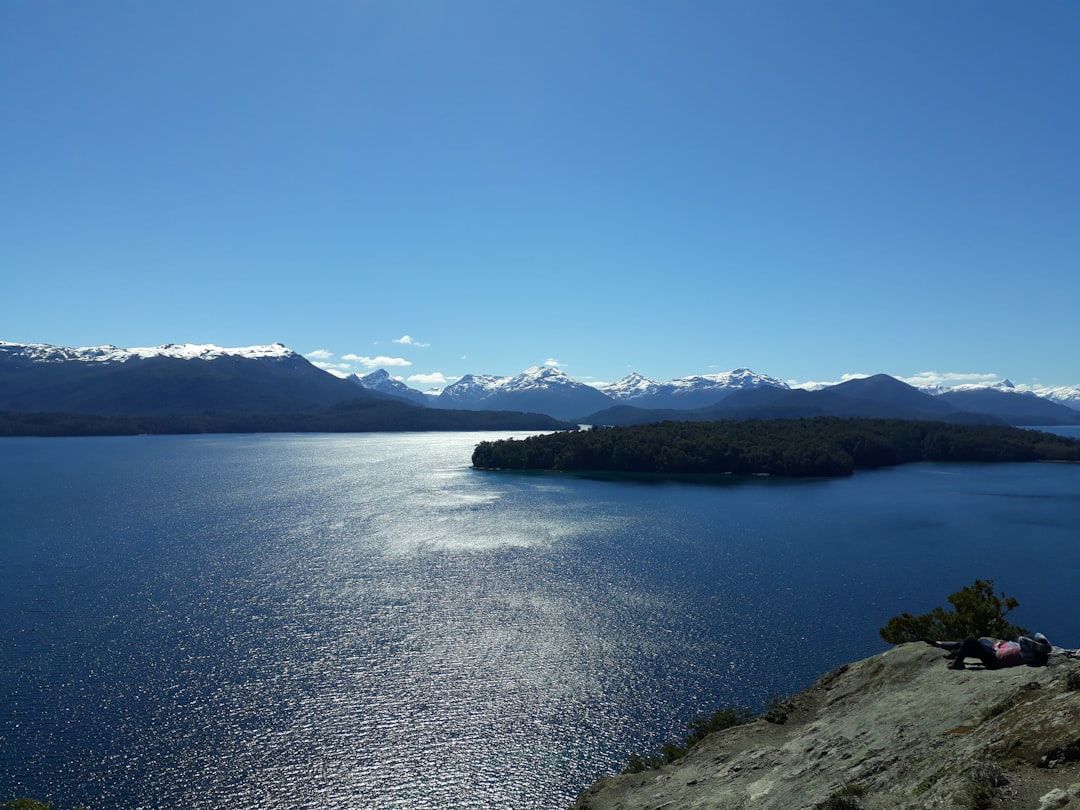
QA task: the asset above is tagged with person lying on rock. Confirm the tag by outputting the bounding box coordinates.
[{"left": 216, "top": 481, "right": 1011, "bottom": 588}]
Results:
[{"left": 931, "top": 633, "right": 1052, "bottom": 670}]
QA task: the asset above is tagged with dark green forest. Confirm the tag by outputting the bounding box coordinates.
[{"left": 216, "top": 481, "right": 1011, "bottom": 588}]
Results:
[
  {"left": 0, "top": 400, "right": 571, "bottom": 437},
  {"left": 471, "top": 418, "right": 1080, "bottom": 478}
]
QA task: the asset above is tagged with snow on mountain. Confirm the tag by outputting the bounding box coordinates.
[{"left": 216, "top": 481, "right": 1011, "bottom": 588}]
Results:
[
  {"left": 0, "top": 340, "right": 356, "bottom": 415},
  {"left": 594, "top": 372, "right": 664, "bottom": 401},
  {"left": 6, "top": 340, "right": 1078, "bottom": 418},
  {"left": 1035, "top": 385, "right": 1080, "bottom": 410},
  {"left": 0, "top": 340, "right": 299, "bottom": 364},
  {"left": 919, "top": 378, "right": 1080, "bottom": 412},
  {"left": 598, "top": 368, "right": 788, "bottom": 402},
  {"left": 593, "top": 367, "right": 790, "bottom": 410},
  {"left": 348, "top": 369, "right": 428, "bottom": 405},
  {"left": 921, "top": 378, "right": 1023, "bottom": 396},
  {"left": 430, "top": 365, "right": 796, "bottom": 415},
  {"left": 437, "top": 373, "right": 510, "bottom": 405},
  {"left": 666, "top": 367, "right": 789, "bottom": 395},
  {"left": 430, "top": 366, "right": 613, "bottom": 420},
  {"left": 502, "top": 365, "right": 583, "bottom": 392}
]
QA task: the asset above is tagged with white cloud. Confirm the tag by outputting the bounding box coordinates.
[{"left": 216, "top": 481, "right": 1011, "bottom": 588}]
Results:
[
  {"left": 343, "top": 354, "right": 412, "bottom": 368},
  {"left": 394, "top": 335, "right": 430, "bottom": 348},
  {"left": 309, "top": 360, "right": 354, "bottom": 377},
  {"left": 788, "top": 373, "right": 870, "bottom": 390},
  {"left": 305, "top": 348, "right": 334, "bottom": 360},
  {"left": 895, "top": 370, "right": 1002, "bottom": 389},
  {"left": 544, "top": 358, "right": 561, "bottom": 367},
  {"left": 408, "top": 372, "right": 452, "bottom": 386}
]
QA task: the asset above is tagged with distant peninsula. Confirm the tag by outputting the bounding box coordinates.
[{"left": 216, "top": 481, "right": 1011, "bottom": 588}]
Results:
[
  {"left": 471, "top": 418, "right": 1080, "bottom": 478},
  {"left": 0, "top": 401, "right": 573, "bottom": 438}
]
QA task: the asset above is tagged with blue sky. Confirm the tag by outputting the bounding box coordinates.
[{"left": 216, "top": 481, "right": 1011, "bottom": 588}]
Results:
[{"left": 3, "top": 1, "right": 1078, "bottom": 391}]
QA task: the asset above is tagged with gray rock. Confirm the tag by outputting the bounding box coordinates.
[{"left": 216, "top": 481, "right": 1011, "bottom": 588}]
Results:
[{"left": 570, "top": 643, "right": 1080, "bottom": 810}]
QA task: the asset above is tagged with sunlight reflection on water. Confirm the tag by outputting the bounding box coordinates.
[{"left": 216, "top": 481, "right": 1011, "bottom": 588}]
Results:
[{"left": 3, "top": 434, "right": 1080, "bottom": 808}]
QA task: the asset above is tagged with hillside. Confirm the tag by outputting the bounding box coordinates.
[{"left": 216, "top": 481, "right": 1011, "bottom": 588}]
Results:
[
  {"left": 583, "top": 376, "right": 1080, "bottom": 428},
  {"left": 0, "top": 342, "right": 360, "bottom": 414},
  {"left": 0, "top": 401, "right": 572, "bottom": 437},
  {"left": 0, "top": 342, "right": 575, "bottom": 435},
  {"left": 571, "top": 642, "right": 1080, "bottom": 810}
]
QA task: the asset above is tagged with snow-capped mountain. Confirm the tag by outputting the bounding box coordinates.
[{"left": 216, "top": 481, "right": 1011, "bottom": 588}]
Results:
[
  {"left": 914, "top": 377, "right": 1080, "bottom": 410},
  {"left": 360, "top": 365, "right": 793, "bottom": 420},
  {"left": 594, "top": 372, "right": 666, "bottom": 401},
  {"left": 0, "top": 340, "right": 299, "bottom": 365},
  {"left": 437, "top": 373, "right": 514, "bottom": 406},
  {"left": 5, "top": 339, "right": 1078, "bottom": 426},
  {"left": 1036, "top": 385, "right": 1080, "bottom": 410},
  {"left": 360, "top": 362, "right": 1080, "bottom": 423},
  {"left": 429, "top": 366, "right": 613, "bottom": 421},
  {"left": 916, "top": 377, "right": 1080, "bottom": 418},
  {"left": 916, "top": 378, "right": 1022, "bottom": 396},
  {"left": 347, "top": 369, "right": 428, "bottom": 405},
  {"left": 949, "top": 379, "right": 1021, "bottom": 393},
  {"left": 595, "top": 367, "right": 789, "bottom": 410},
  {"left": 934, "top": 386, "right": 1080, "bottom": 425},
  {"left": 0, "top": 340, "right": 357, "bottom": 414}
]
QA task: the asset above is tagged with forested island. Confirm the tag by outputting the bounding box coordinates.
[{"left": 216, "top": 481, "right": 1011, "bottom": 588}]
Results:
[{"left": 471, "top": 418, "right": 1080, "bottom": 478}]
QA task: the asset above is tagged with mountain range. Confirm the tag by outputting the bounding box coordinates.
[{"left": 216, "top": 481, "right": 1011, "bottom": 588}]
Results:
[{"left": 2, "top": 340, "right": 1078, "bottom": 434}]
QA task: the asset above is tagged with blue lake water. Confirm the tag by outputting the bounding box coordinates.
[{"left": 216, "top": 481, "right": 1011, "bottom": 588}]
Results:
[{"left": 2, "top": 431, "right": 1079, "bottom": 809}]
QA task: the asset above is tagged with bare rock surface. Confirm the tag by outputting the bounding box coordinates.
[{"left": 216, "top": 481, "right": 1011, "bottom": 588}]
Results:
[{"left": 569, "top": 643, "right": 1080, "bottom": 809}]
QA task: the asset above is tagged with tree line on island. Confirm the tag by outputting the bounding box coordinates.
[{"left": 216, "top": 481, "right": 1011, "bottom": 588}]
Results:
[{"left": 471, "top": 417, "right": 1080, "bottom": 478}]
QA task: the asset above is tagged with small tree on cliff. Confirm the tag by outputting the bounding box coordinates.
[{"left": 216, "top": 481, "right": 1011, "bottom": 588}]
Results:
[{"left": 879, "top": 579, "right": 1028, "bottom": 644}]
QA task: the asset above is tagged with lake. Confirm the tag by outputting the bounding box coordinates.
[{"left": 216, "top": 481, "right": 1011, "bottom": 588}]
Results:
[{"left": 2, "top": 431, "right": 1079, "bottom": 809}]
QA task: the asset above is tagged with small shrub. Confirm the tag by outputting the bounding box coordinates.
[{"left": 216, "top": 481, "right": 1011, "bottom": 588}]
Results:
[
  {"left": 817, "top": 793, "right": 863, "bottom": 810},
  {"left": 964, "top": 761, "right": 1008, "bottom": 809},
  {"left": 968, "top": 761, "right": 1008, "bottom": 788},
  {"left": 763, "top": 694, "right": 795, "bottom": 724},
  {"left": 684, "top": 706, "right": 756, "bottom": 744},
  {"left": 879, "top": 580, "right": 1027, "bottom": 644},
  {"left": 965, "top": 783, "right": 999, "bottom": 810}
]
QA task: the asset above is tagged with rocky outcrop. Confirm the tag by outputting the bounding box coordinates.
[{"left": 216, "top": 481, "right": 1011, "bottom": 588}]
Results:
[{"left": 570, "top": 643, "right": 1080, "bottom": 809}]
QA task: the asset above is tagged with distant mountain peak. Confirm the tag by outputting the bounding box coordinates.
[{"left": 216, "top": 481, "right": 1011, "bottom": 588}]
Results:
[
  {"left": 5, "top": 339, "right": 1078, "bottom": 424},
  {"left": 347, "top": 367, "right": 428, "bottom": 405},
  {"left": 596, "top": 372, "right": 663, "bottom": 400},
  {"left": 506, "top": 366, "right": 579, "bottom": 391},
  {"left": 0, "top": 340, "right": 301, "bottom": 364},
  {"left": 359, "top": 368, "right": 394, "bottom": 382}
]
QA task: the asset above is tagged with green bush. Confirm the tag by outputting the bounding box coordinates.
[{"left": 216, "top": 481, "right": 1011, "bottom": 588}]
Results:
[
  {"left": 879, "top": 580, "right": 1028, "bottom": 644},
  {"left": 762, "top": 694, "right": 796, "bottom": 725}
]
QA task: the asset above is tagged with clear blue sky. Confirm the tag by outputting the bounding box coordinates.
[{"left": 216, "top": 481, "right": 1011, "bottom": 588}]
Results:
[{"left": 3, "top": 1, "right": 1078, "bottom": 390}]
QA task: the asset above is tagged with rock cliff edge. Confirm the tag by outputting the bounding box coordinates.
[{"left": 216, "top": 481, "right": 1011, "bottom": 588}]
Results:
[{"left": 570, "top": 643, "right": 1080, "bottom": 809}]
